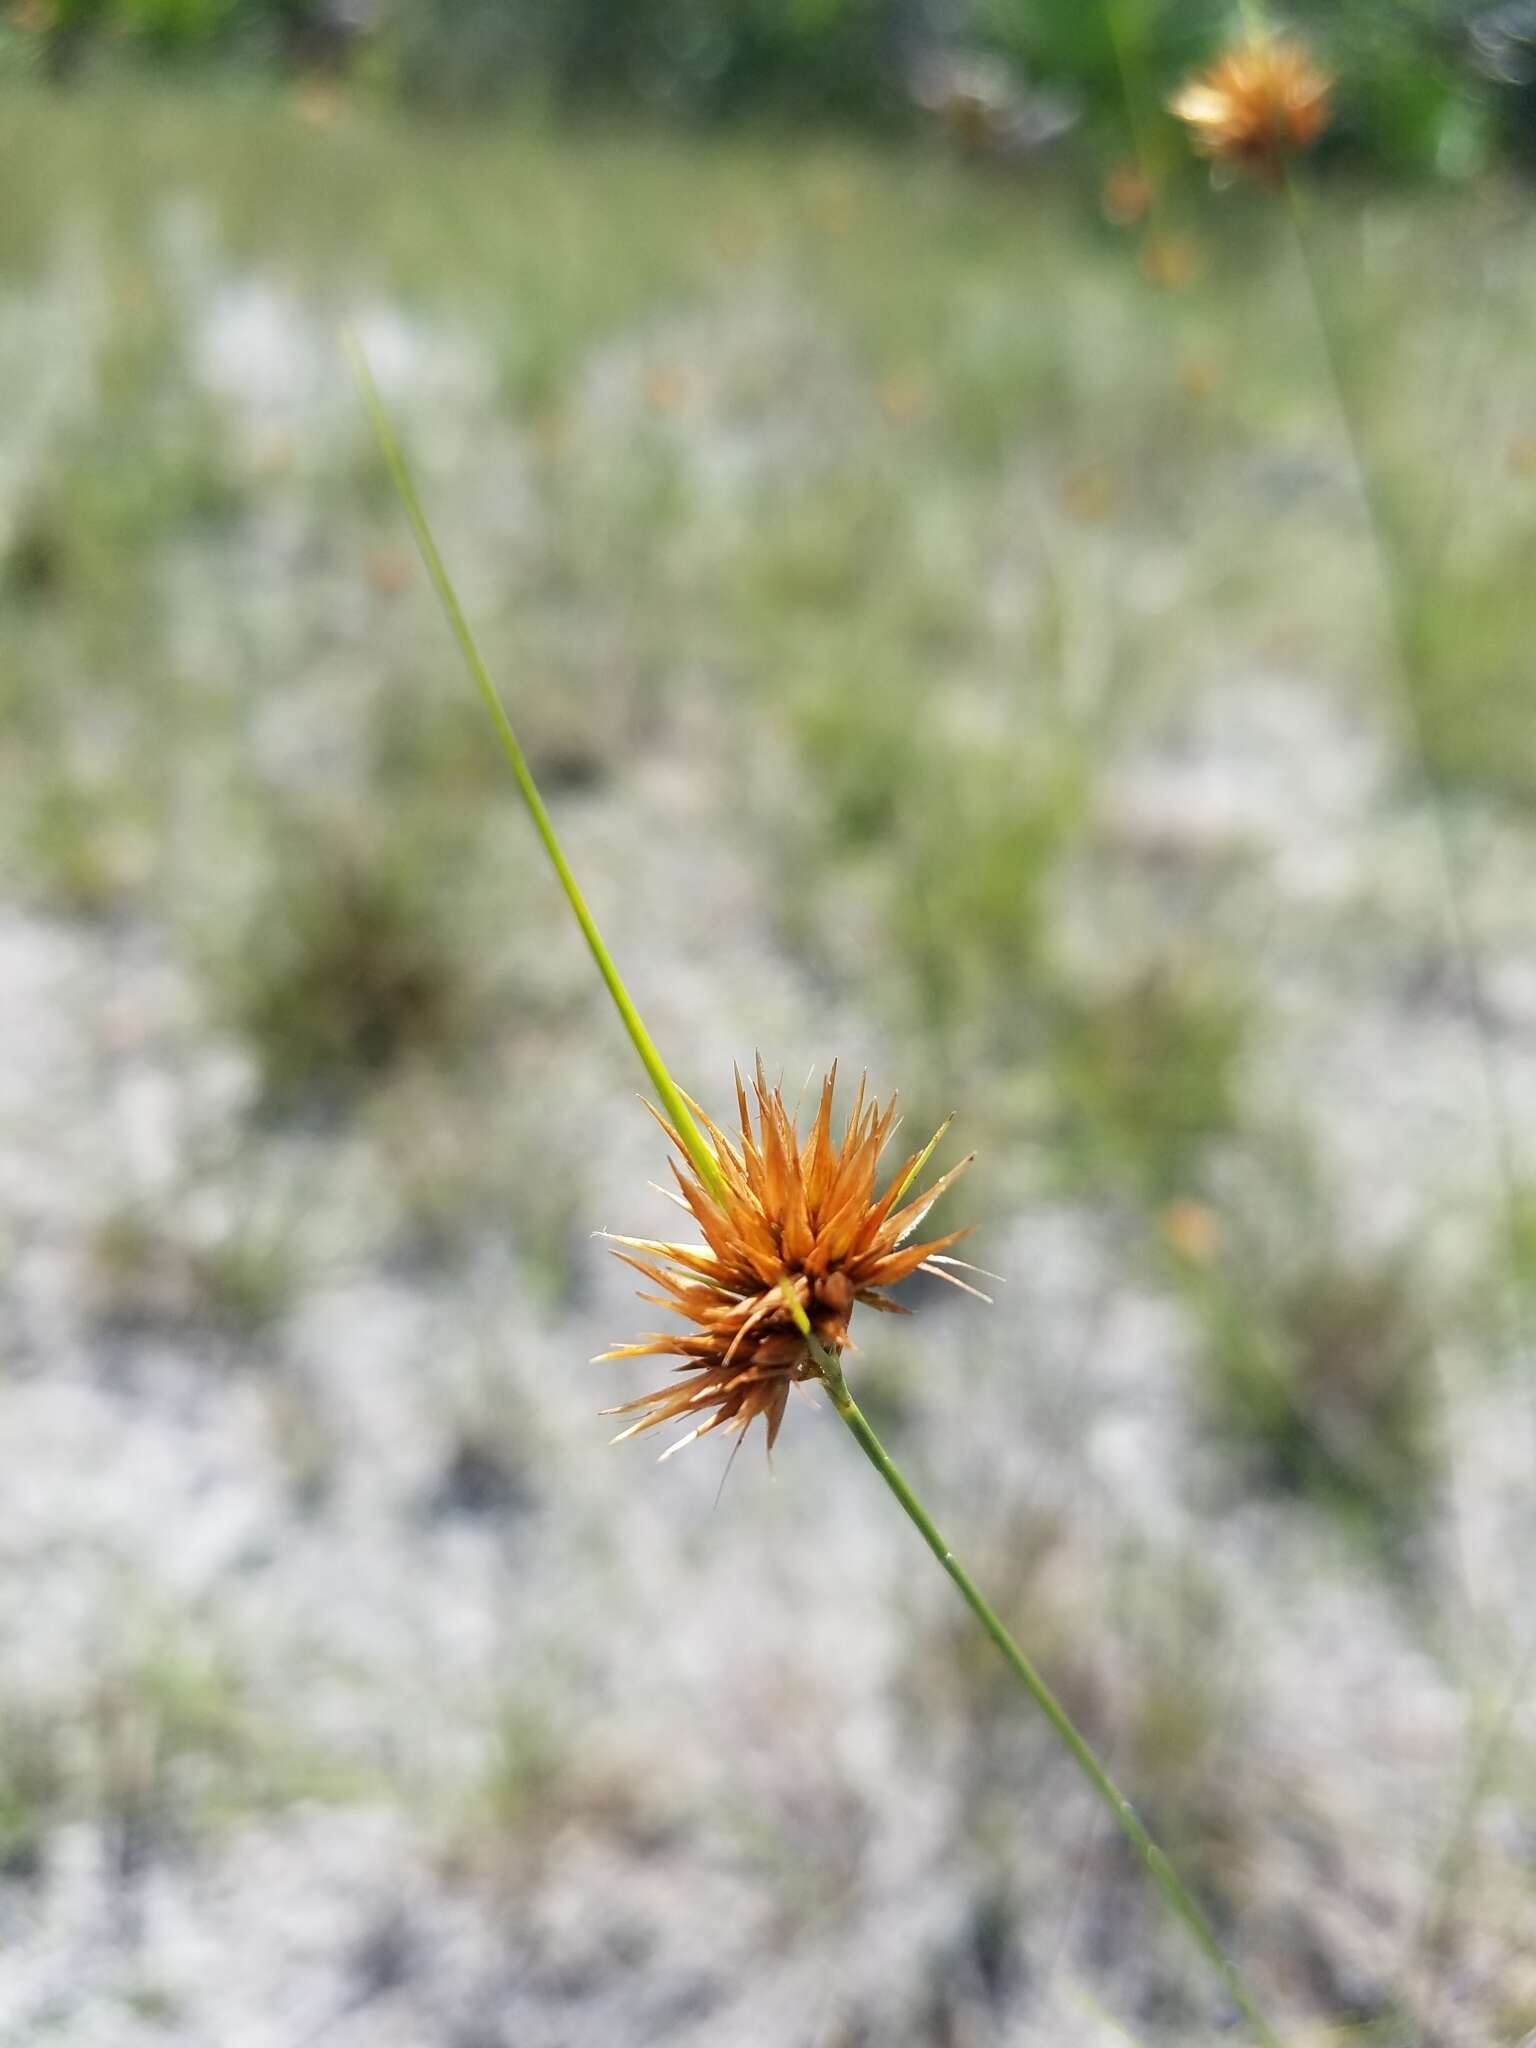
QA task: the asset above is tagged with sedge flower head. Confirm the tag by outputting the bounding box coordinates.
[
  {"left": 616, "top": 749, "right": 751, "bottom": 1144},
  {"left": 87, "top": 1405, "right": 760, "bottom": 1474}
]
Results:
[
  {"left": 599, "top": 1061, "right": 977, "bottom": 1459},
  {"left": 1171, "top": 34, "right": 1331, "bottom": 182}
]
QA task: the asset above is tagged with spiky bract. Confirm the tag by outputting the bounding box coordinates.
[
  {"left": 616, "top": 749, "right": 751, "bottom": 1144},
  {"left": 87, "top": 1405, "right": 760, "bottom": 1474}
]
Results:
[{"left": 600, "top": 1063, "right": 975, "bottom": 1458}]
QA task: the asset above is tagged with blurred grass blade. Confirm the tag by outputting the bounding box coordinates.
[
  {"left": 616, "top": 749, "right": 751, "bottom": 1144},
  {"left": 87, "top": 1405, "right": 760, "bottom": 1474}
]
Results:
[{"left": 344, "top": 332, "right": 726, "bottom": 1209}]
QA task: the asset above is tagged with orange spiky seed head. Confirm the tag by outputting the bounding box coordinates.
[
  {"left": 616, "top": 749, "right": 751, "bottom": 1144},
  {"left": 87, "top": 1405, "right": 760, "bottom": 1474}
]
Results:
[
  {"left": 598, "top": 1061, "right": 977, "bottom": 1459},
  {"left": 1170, "top": 35, "right": 1331, "bottom": 182}
]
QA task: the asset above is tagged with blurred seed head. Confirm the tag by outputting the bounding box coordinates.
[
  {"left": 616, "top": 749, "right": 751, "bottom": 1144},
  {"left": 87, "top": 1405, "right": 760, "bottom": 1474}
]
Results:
[
  {"left": 912, "top": 51, "right": 1078, "bottom": 162},
  {"left": 1171, "top": 35, "right": 1332, "bottom": 183}
]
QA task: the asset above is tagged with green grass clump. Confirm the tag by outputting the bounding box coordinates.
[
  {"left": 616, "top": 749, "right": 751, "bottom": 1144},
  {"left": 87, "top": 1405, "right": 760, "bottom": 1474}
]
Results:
[
  {"left": 893, "top": 763, "right": 1085, "bottom": 1056},
  {"left": 210, "top": 810, "right": 475, "bottom": 1101},
  {"left": 1174, "top": 1169, "right": 1440, "bottom": 1531},
  {"left": 784, "top": 656, "right": 1087, "bottom": 1065},
  {"left": 1051, "top": 962, "right": 1250, "bottom": 1204},
  {"left": 0, "top": 1706, "right": 68, "bottom": 1882},
  {"left": 1404, "top": 544, "right": 1536, "bottom": 803},
  {"left": 90, "top": 1200, "right": 297, "bottom": 1343},
  {"left": 7, "top": 300, "right": 240, "bottom": 618},
  {"left": 91, "top": 1633, "right": 371, "bottom": 1855},
  {"left": 448, "top": 1697, "right": 641, "bottom": 1889},
  {"left": 18, "top": 770, "right": 159, "bottom": 917}
]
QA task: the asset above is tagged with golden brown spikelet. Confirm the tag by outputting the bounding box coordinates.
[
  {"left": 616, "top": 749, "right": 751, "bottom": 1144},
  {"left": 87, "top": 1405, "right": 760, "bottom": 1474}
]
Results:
[
  {"left": 1171, "top": 35, "right": 1331, "bottom": 182},
  {"left": 598, "top": 1061, "right": 978, "bottom": 1459}
]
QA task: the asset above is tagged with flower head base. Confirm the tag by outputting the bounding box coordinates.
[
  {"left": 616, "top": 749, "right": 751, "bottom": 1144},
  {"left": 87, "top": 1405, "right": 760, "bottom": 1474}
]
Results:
[
  {"left": 1171, "top": 35, "right": 1331, "bottom": 183},
  {"left": 599, "top": 1062, "right": 976, "bottom": 1458}
]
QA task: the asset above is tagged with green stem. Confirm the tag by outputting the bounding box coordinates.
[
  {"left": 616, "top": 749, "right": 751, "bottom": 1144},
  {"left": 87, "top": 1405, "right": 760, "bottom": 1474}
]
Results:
[
  {"left": 798, "top": 1326, "right": 1281, "bottom": 2047},
  {"left": 1104, "top": 0, "right": 1170, "bottom": 237},
  {"left": 345, "top": 334, "right": 727, "bottom": 1209}
]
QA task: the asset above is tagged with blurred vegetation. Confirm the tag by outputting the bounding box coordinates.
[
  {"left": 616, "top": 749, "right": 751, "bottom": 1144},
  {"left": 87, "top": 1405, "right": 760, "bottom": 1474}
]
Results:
[
  {"left": 3, "top": 0, "right": 1534, "bottom": 179},
  {"left": 1170, "top": 1146, "right": 1443, "bottom": 1532},
  {"left": 89, "top": 1195, "right": 300, "bottom": 1342},
  {"left": 208, "top": 807, "right": 479, "bottom": 1101}
]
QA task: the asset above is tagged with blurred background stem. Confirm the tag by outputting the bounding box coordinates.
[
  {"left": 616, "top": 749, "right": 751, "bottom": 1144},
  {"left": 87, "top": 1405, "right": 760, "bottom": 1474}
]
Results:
[{"left": 1276, "top": 168, "right": 1536, "bottom": 2041}]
